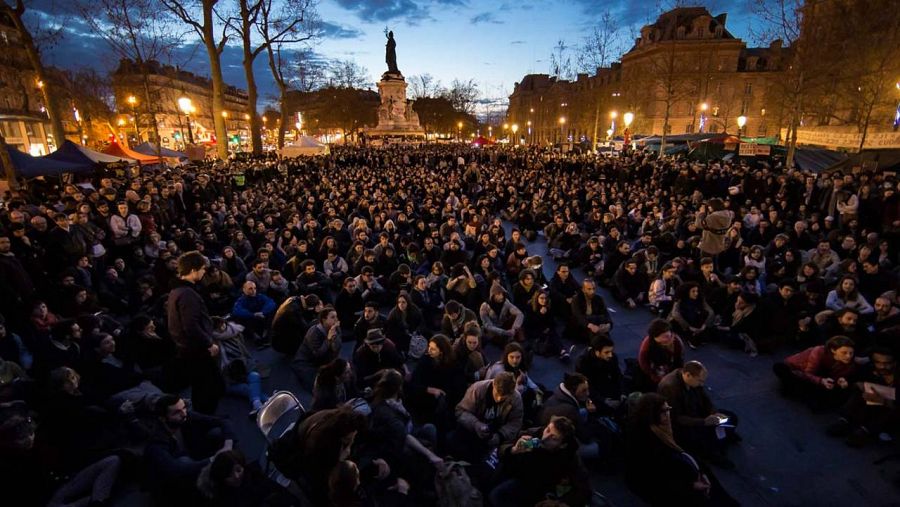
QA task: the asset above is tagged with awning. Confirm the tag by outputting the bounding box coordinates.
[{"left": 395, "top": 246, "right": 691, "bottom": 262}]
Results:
[
  {"left": 102, "top": 141, "right": 163, "bottom": 165},
  {"left": 6, "top": 146, "right": 92, "bottom": 178},
  {"left": 45, "top": 140, "right": 133, "bottom": 165},
  {"left": 132, "top": 142, "right": 187, "bottom": 159}
]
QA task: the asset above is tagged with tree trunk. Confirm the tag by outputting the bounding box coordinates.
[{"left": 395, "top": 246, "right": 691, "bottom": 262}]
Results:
[
  {"left": 5, "top": 6, "right": 65, "bottom": 151},
  {"left": 858, "top": 104, "right": 873, "bottom": 154},
  {"left": 278, "top": 96, "right": 288, "bottom": 149},
  {"left": 201, "top": 2, "right": 228, "bottom": 159},
  {"left": 0, "top": 132, "right": 20, "bottom": 190},
  {"left": 659, "top": 101, "right": 670, "bottom": 159},
  {"left": 239, "top": 4, "right": 262, "bottom": 155}
]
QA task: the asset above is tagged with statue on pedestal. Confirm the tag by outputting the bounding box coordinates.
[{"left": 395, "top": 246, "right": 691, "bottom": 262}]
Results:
[{"left": 385, "top": 30, "right": 399, "bottom": 75}]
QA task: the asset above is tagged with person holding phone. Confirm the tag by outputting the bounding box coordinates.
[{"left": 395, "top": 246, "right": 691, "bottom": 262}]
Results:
[{"left": 658, "top": 361, "right": 739, "bottom": 469}]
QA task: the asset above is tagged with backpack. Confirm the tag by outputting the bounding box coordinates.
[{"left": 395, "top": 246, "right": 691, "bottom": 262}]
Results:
[
  {"left": 435, "top": 460, "right": 483, "bottom": 507},
  {"left": 407, "top": 332, "right": 428, "bottom": 359}
]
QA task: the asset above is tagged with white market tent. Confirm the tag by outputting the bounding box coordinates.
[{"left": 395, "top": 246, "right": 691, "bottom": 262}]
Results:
[{"left": 280, "top": 136, "right": 329, "bottom": 157}]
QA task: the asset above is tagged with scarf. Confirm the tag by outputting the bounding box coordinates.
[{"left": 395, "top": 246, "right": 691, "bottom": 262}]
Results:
[{"left": 731, "top": 303, "right": 755, "bottom": 327}]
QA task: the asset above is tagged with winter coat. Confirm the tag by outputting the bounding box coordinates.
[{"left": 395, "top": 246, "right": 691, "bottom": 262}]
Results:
[{"left": 455, "top": 379, "right": 524, "bottom": 444}]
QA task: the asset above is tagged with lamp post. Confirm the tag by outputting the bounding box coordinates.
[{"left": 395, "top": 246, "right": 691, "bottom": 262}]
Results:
[
  {"left": 526, "top": 120, "right": 532, "bottom": 145},
  {"left": 558, "top": 116, "right": 566, "bottom": 146},
  {"left": 511, "top": 124, "right": 519, "bottom": 146},
  {"left": 609, "top": 110, "right": 617, "bottom": 139},
  {"left": 699, "top": 102, "right": 708, "bottom": 133},
  {"left": 623, "top": 112, "right": 634, "bottom": 147},
  {"left": 127, "top": 95, "right": 139, "bottom": 143},
  {"left": 178, "top": 97, "right": 194, "bottom": 144},
  {"left": 221, "top": 111, "right": 229, "bottom": 149},
  {"left": 737, "top": 115, "right": 747, "bottom": 137},
  {"left": 457, "top": 121, "right": 463, "bottom": 142}
]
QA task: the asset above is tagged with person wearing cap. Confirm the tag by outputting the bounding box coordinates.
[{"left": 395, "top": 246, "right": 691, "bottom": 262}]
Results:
[
  {"left": 352, "top": 328, "right": 405, "bottom": 390},
  {"left": 167, "top": 251, "right": 223, "bottom": 414}
]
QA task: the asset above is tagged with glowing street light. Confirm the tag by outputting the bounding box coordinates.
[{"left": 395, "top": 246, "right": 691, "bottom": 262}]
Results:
[
  {"left": 558, "top": 116, "right": 566, "bottom": 145},
  {"left": 623, "top": 112, "right": 634, "bottom": 128},
  {"left": 511, "top": 123, "right": 519, "bottom": 145},
  {"left": 178, "top": 97, "right": 195, "bottom": 144},
  {"left": 737, "top": 115, "right": 747, "bottom": 136},
  {"left": 221, "top": 111, "right": 228, "bottom": 118},
  {"left": 457, "top": 121, "right": 463, "bottom": 142}
]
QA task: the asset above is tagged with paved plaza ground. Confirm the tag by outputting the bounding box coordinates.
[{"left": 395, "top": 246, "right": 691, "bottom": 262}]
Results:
[{"left": 205, "top": 228, "right": 900, "bottom": 507}]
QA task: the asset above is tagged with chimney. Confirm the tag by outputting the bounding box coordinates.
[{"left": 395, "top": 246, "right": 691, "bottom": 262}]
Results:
[{"left": 715, "top": 13, "right": 727, "bottom": 26}]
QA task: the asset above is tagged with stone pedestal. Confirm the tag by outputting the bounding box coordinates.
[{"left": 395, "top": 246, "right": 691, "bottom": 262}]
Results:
[{"left": 365, "top": 72, "right": 425, "bottom": 143}]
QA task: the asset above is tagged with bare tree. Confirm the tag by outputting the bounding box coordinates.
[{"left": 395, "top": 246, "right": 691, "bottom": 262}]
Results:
[
  {"left": 638, "top": 40, "right": 695, "bottom": 156},
  {"left": 327, "top": 59, "right": 371, "bottom": 89},
  {"left": 1, "top": 0, "right": 66, "bottom": 150},
  {"left": 549, "top": 39, "right": 575, "bottom": 81},
  {"left": 578, "top": 10, "right": 625, "bottom": 73},
  {"left": 444, "top": 78, "right": 480, "bottom": 116},
  {"left": 161, "top": 0, "right": 230, "bottom": 159},
  {"left": 408, "top": 73, "right": 444, "bottom": 99},
  {"left": 228, "top": 0, "right": 319, "bottom": 154},
  {"left": 78, "top": 0, "right": 185, "bottom": 157},
  {"left": 289, "top": 48, "right": 327, "bottom": 93}
]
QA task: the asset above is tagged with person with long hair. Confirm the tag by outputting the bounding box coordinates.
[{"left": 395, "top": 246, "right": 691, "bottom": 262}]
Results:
[
  {"left": 408, "top": 335, "right": 464, "bottom": 427},
  {"left": 669, "top": 282, "right": 716, "bottom": 349},
  {"left": 525, "top": 289, "right": 568, "bottom": 360},
  {"left": 637, "top": 319, "right": 685, "bottom": 391},
  {"left": 311, "top": 358, "right": 357, "bottom": 412},
  {"left": 625, "top": 393, "right": 736, "bottom": 506},
  {"left": 649, "top": 263, "right": 680, "bottom": 317},
  {"left": 384, "top": 292, "right": 425, "bottom": 354},
  {"left": 825, "top": 275, "right": 874, "bottom": 314},
  {"left": 452, "top": 322, "right": 488, "bottom": 385}
]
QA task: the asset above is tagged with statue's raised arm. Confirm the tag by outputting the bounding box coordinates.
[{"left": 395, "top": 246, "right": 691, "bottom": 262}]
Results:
[{"left": 385, "top": 31, "right": 399, "bottom": 74}]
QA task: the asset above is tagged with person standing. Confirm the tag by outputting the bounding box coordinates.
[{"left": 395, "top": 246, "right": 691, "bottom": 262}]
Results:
[{"left": 167, "top": 251, "right": 223, "bottom": 414}]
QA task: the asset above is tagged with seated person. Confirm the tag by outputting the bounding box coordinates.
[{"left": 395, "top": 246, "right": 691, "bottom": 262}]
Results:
[
  {"left": 354, "top": 266, "right": 386, "bottom": 305},
  {"left": 636, "top": 319, "right": 686, "bottom": 392},
  {"left": 773, "top": 335, "right": 858, "bottom": 410},
  {"left": 384, "top": 292, "right": 426, "bottom": 355},
  {"left": 270, "top": 294, "right": 321, "bottom": 356},
  {"left": 613, "top": 259, "right": 649, "bottom": 309},
  {"left": 484, "top": 342, "right": 540, "bottom": 422},
  {"left": 625, "top": 393, "right": 737, "bottom": 506},
  {"left": 334, "top": 277, "right": 363, "bottom": 332},
  {"left": 440, "top": 300, "right": 477, "bottom": 339},
  {"left": 872, "top": 296, "right": 900, "bottom": 334},
  {"left": 539, "top": 372, "right": 604, "bottom": 460},
  {"left": 524, "top": 289, "right": 568, "bottom": 360},
  {"left": 231, "top": 280, "right": 276, "bottom": 343},
  {"left": 760, "top": 280, "right": 806, "bottom": 350},
  {"left": 549, "top": 263, "right": 580, "bottom": 319},
  {"left": 353, "top": 302, "right": 388, "bottom": 348},
  {"left": 452, "top": 322, "right": 488, "bottom": 385},
  {"left": 450, "top": 372, "right": 524, "bottom": 462},
  {"left": 352, "top": 329, "right": 406, "bottom": 391},
  {"left": 292, "top": 307, "right": 342, "bottom": 390},
  {"left": 211, "top": 317, "right": 267, "bottom": 416},
  {"left": 669, "top": 282, "right": 716, "bottom": 348},
  {"left": 411, "top": 275, "right": 443, "bottom": 330},
  {"left": 144, "top": 394, "right": 235, "bottom": 504},
  {"left": 311, "top": 358, "right": 357, "bottom": 412},
  {"left": 827, "top": 347, "right": 898, "bottom": 447},
  {"left": 575, "top": 335, "right": 625, "bottom": 415},
  {"left": 489, "top": 415, "right": 591, "bottom": 507},
  {"left": 567, "top": 278, "right": 613, "bottom": 344},
  {"left": 817, "top": 308, "right": 871, "bottom": 351},
  {"left": 657, "top": 361, "right": 738, "bottom": 468},
  {"left": 295, "top": 260, "right": 334, "bottom": 303},
  {"left": 407, "top": 335, "right": 466, "bottom": 428},
  {"left": 479, "top": 285, "right": 525, "bottom": 346}
]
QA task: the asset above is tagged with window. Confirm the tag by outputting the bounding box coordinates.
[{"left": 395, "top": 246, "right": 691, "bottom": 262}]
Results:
[{"left": 0, "top": 121, "right": 21, "bottom": 139}]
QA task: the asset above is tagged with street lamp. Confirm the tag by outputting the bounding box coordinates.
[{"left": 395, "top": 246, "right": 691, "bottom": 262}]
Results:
[
  {"left": 457, "top": 121, "right": 463, "bottom": 142},
  {"left": 178, "top": 97, "right": 194, "bottom": 144},
  {"left": 737, "top": 115, "right": 747, "bottom": 136},
  {"left": 609, "top": 110, "right": 617, "bottom": 137},
  {"left": 698, "top": 102, "right": 708, "bottom": 133},
  {"left": 558, "top": 116, "right": 566, "bottom": 145},
  {"left": 623, "top": 112, "right": 634, "bottom": 147},
  {"left": 511, "top": 123, "right": 519, "bottom": 145},
  {"left": 127, "top": 95, "right": 139, "bottom": 143}
]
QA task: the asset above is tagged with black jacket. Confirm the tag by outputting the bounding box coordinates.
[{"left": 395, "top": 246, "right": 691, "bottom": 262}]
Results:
[{"left": 167, "top": 280, "right": 215, "bottom": 357}]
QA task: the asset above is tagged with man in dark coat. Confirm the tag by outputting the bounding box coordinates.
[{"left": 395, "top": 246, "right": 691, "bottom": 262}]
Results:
[
  {"left": 167, "top": 251, "right": 223, "bottom": 414},
  {"left": 567, "top": 278, "right": 613, "bottom": 343}
]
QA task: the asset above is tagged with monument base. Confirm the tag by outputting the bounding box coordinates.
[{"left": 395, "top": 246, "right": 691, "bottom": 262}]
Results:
[{"left": 365, "top": 72, "right": 424, "bottom": 145}]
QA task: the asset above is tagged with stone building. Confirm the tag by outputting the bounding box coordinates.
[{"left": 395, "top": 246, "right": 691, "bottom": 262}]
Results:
[
  {"left": 111, "top": 59, "right": 249, "bottom": 150},
  {"left": 0, "top": 11, "right": 50, "bottom": 155},
  {"left": 508, "top": 7, "right": 787, "bottom": 145}
]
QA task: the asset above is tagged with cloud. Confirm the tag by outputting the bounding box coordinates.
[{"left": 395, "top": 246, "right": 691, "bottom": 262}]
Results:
[
  {"left": 470, "top": 12, "right": 503, "bottom": 25},
  {"left": 332, "top": 0, "right": 428, "bottom": 22},
  {"left": 320, "top": 21, "right": 364, "bottom": 39},
  {"left": 509, "top": 40, "right": 526, "bottom": 45}
]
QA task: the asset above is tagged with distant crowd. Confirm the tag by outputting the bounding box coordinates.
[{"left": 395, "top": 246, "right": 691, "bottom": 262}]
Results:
[{"left": 0, "top": 144, "right": 898, "bottom": 506}]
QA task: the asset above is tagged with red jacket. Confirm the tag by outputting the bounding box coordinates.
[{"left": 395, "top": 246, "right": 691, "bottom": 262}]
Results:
[{"left": 784, "top": 345, "right": 856, "bottom": 385}]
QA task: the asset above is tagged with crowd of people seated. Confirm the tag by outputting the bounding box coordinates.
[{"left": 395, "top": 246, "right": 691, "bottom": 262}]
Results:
[{"left": 0, "top": 143, "right": 898, "bottom": 506}]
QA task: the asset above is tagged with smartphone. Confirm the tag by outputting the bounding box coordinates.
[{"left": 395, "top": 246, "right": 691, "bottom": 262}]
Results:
[{"left": 716, "top": 415, "right": 730, "bottom": 425}]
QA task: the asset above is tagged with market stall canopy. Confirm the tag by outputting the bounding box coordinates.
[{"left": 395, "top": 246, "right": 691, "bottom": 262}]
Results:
[
  {"left": 133, "top": 142, "right": 187, "bottom": 160},
  {"left": 472, "top": 136, "right": 495, "bottom": 146},
  {"left": 792, "top": 148, "right": 847, "bottom": 173},
  {"left": 102, "top": 141, "right": 163, "bottom": 165},
  {"left": 45, "top": 140, "right": 133, "bottom": 165},
  {"left": 825, "top": 149, "right": 900, "bottom": 173},
  {"left": 280, "top": 136, "right": 329, "bottom": 157},
  {"left": 6, "top": 146, "right": 92, "bottom": 178}
]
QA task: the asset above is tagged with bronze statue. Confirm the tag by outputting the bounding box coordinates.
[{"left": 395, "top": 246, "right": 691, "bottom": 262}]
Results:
[{"left": 385, "top": 30, "right": 399, "bottom": 74}]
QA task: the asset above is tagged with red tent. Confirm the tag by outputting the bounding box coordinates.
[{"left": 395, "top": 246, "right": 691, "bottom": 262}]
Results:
[
  {"left": 102, "top": 141, "right": 162, "bottom": 165},
  {"left": 471, "top": 136, "right": 495, "bottom": 146}
]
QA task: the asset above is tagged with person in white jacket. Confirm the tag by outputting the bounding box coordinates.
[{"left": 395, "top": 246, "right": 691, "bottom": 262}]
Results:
[{"left": 109, "top": 200, "right": 142, "bottom": 246}]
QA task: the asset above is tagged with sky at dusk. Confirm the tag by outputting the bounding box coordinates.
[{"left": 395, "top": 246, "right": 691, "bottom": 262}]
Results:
[{"left": 28, "top": 0, "right": 761, "bottom": 112}]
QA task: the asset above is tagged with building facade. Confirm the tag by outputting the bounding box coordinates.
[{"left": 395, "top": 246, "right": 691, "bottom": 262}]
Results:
[
  {"left": 0, "top": 11, "right": 49, "bottom": 155},
  {"left": 508, "top": 7, "right": 786, "bottom": 145},
  {"left": 111, "top": 59, "right": 250, "bottom": 150}
]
